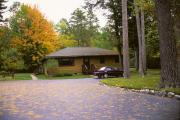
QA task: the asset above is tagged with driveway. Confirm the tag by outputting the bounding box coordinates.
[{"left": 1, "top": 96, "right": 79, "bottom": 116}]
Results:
[{"left": 0, "top": 78, "right": 179, "bottom": 120}]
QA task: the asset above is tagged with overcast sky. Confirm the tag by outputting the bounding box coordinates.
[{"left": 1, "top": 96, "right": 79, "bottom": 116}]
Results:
[{"left": 6, "top": 0, "right": 107, "bottom": 27}]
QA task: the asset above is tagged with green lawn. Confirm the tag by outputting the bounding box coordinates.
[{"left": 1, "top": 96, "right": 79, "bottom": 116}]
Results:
[
  {"left": 101, "top": 69, "right": 180, "bottom": 94},
  {"left": 14, "top": 73, "right": 32, "bottom": 80},
  {"left": 37, "top": 74, "right": 92, "bottom": 80},
  {"left": 0, "top": 73, "right": 92, "bottom": 81},
  {"left": 1, "top": 70, "right": 179, "bottom": 94},
  {"left": 0, "top": 73, "right": 32, "bottom": 81}
]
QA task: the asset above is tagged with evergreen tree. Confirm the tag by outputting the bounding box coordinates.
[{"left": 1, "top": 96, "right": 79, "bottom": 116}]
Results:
[
  {"left": 85, "top": 0, "right": 123, "bottom": 67},
  {"left": 0, "top": 0, "right": 7, "bottom": 23},
  {"left": 155, "top": 0, "right": 178, "bottom": 87},
  {"left": 55, "top": 18, "right": 70, "bottom": 35},
  {"left": 69, "top": 8, "right": 88, "bottom": 46},
  {"left": 86, "top": 5, "right": 99, "bottom": 41},
  {"left": 122, "top": 0, "right": 130, "bottom": 78}
]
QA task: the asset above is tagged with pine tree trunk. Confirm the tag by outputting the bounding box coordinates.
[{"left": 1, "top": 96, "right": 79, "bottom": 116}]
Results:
[
  {"left": 155, "top": 0, "right": 178, "bottom": 88},
  {"left": 118, "top": 47, "right": 123, "bottom": 69},
  {"left": 140, "top": 8, "right": 146, "bottom": 73},
  {"left": 135, "top": 2, "right": 147, "bottom": 76},
  {"left": 135, "top": 48, "right": 139, "bottom": 70},
  {"left": 122, "top": 0, "right": 130, "bottom": 78},
  {"left": 174, "top": 0, "right": 180, "bottom": 87},
  {"left": 135, "top": 4, "right": 144, "bottom": 76}
]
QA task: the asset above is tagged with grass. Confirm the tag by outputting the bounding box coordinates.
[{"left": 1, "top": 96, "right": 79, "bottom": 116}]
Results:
[
  {"left": 163, "top": 88, "right": 180, "bottom": 95},
  {"left": 14, "top": 73, "right": 32, "bottom": 80},
  {"left": 0, "top": 73, "right": 32, "bottom": 81},
  {"left": 0, "top": 73, "right": 92, "bottom": 81},
  {"left": 101, "top": 69, "right": 180, "bottom": 95}
]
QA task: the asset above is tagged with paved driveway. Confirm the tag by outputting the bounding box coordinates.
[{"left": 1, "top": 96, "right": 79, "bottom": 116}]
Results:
[{"left": 0, "top": 78, "right": 179, "bottom": 120}]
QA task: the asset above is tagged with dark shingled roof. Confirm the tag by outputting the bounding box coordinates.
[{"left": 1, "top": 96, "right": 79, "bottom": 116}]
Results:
[{"left": 46, "top": 47, "right": 119, "bottom": 58}]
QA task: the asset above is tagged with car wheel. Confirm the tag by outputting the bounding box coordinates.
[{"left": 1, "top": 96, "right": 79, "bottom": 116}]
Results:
[{"left": 104, "top": 74, "right": 108, "bottom": 78}]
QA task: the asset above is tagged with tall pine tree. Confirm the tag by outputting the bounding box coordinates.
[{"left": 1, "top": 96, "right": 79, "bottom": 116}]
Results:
[
  {"left": 0, "top": 0, "right": 7, "bottom": 23},
  {"left": 122, "top": 0, "right": 130, "bottom": 78},
  {"left": 155, "top": 0, "right": 178, "bottom": 88}
]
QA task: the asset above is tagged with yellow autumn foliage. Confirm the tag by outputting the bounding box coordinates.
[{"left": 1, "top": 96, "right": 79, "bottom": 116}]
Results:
[
  {"left": 11, "top": 5, "right": 59, "bottom": 51},
  {"left": 10, "top": 5, "right": 60, "bottom": 69},
  {"left": 26, "top": 5, "right": 59, "bottom": 53}
]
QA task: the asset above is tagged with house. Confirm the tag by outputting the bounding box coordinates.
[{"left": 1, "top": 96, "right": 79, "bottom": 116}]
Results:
[{"left": 44, "top": 47, "right": 121, "bottom": 75}]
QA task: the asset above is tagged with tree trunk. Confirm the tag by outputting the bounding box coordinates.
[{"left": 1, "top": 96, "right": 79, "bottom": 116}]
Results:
[
  {"left": 155, "top": 0, "right": 178, "bottom": 88},
  {"left": 43, "top": 60, "right": 48, "bottom": 76},
  {"left": 135, "top": 2, "right": 147, "bottom": 76},
  {"left": 135, "top": 4, "right": 144, "bottom": 76},
  {"left": 140, "top": 7, "right": 146, "bottom": 73},
  {"left": 174, "top": 0, "right": 180, "bottom": 87},
  {"left": 117, "top": 47, "right": 123, "bottom": 69},
  {"left": 122, "top": 0, "right": 130, "bottom": 78},
  {"left": 135, "top": 48, "right": 139, "bottom": 70}
]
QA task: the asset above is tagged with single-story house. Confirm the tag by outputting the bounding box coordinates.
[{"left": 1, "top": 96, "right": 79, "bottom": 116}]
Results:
[{"left": 44, "top": 47, "right": 121, "bottom": 75}]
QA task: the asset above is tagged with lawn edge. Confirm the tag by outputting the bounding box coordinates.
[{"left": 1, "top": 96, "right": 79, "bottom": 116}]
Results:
[{"left": 100, "top": 80, "right": 180, "bottom": 100}]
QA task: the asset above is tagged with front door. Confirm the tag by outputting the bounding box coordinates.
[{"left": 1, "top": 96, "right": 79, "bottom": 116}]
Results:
[
  {"left": 82, "top": 57, "right": 90, "bottom": 74},
  {"left": 83, "top": 57, "right": 90, "bottom": 70}
]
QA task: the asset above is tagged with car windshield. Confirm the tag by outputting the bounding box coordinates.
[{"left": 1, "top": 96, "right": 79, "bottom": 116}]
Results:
[
  {"left": 99, "top": 67, "right": 106, "bottom": 71},
  {"left": 106, "top": 67, "right": 113, "bottom": 71}
]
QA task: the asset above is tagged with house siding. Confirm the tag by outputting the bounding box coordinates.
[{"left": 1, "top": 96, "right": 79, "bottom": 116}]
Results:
[
  {"left": 47, "top": 56, "right": 121, "bottom": 75},
  {"left": 90, "top": 56, "right": 121, "bottom": 69},
  {"left": 47, "top": 58, "right": 83, "bottom": 74}
]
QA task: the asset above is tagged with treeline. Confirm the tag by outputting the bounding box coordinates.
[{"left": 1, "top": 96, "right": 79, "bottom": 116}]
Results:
[
  {"left": 55, "top": 8, "right": 114, "bottom": 49},
  {"left": 0, "top": 1, "right": 160, "bottom": 72},
  {"left": 0, "top": 0, "right": 179, "bottom": 87},
  {"left": 0, "top": 1, "right": 118, "bottom": 73}
]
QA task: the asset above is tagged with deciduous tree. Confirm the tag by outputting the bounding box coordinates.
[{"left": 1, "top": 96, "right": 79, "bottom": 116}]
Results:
[
  {"left": 0, "top": 26, "right": 21, "bottom": 76},
  {"left": 10, "top": 5, "right": 59, "bottom": 71},
  {"left": 58, "top": 35, "right": 77, "bottom": 48}
]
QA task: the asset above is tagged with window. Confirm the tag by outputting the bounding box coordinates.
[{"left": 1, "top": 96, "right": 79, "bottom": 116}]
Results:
[
  {"left": 105, "top": 67, "right": 113, "bottom": 71},
  {"left": 100, "top": 57, "right": 105, "bottom": 64},
  {"left": 58, "top": 58, "right": 74, "bottom": 66},
  {"left": 115, "top": 56, "right": 119, "bottom": 63},
  {"left": 99, "top": 67, "right": 106, "bottom": 71}
]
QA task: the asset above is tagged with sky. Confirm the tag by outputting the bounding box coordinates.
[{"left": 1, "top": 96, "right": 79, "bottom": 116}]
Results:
[{"left": 6, "top": 0, "right": 107, "bottom": 27}]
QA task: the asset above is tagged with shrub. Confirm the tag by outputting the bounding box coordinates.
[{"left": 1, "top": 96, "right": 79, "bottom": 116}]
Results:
[
  {"left": 53, "top": 72, "right": 73, "bottom": 77},
  {"left": 63, "top": 73, "right": 73, "bottom": 76},
  {"left": 54, "top": 73, "right": 64, "bottom": 77},
  {"left": 47, "top": 59, "right": 59, "bottom": 68}
]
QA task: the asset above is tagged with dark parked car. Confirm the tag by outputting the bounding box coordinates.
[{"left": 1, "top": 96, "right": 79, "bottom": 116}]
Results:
[{"left": 94, "top": 66, "right": 123, "bottom": 79}]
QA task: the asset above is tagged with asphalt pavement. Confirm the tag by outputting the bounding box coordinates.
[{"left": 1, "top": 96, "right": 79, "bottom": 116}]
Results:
[{"left": 0, "top": 78, "right": 179, "bottom": 120}]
